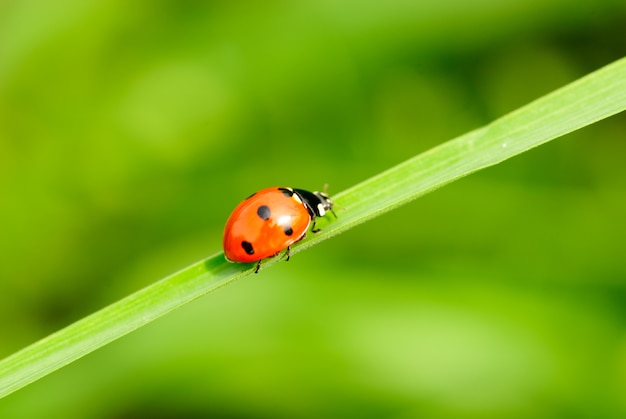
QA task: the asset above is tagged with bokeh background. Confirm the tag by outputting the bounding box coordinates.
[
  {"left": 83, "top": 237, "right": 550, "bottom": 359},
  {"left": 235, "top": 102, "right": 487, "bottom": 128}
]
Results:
[{"left": 1, "top": 0, "right": 626, "bottom": 418}]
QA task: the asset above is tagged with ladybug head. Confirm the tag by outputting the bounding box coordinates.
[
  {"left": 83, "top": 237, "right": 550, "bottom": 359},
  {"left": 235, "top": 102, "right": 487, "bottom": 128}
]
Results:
[{"left": 293, "top": 188, "right": 336, "bottom": 218}]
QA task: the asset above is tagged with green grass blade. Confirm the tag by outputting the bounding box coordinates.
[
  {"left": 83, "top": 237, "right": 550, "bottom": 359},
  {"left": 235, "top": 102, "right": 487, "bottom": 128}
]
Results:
[{"left": 1, "top": 57, "right": 625, "bottom": 399}]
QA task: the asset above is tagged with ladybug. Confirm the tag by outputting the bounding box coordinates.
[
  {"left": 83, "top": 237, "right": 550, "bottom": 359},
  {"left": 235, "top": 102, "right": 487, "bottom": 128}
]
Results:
[{"left": 223, "top": 187, "right": 335, "bottom": 273}]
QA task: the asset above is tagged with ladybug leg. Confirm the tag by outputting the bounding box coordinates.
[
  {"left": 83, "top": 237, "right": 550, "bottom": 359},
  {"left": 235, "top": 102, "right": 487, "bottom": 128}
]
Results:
[
  {"left": 311, "top": 217, "right": 321, "bottom": 233},
  {"left": 281, "top": 232, "right": 309, "bottom": 264},
  {"left": 254, "top": 260, "right": 262, "bottom": 274}
]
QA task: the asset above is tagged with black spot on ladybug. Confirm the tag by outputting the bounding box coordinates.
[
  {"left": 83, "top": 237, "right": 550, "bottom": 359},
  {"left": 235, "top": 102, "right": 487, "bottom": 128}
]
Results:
[
  {"left": 241, "top": 240, "right": 255, "bottom": 255},
  {"left": 257, "top": 205, "right": 271, "bottom": 220},
  {"left": 283, "top": 225, "right": 293, "bottom": 236},
  {"left": 278, "top": 187, "right": 294, "bottom": 198}
]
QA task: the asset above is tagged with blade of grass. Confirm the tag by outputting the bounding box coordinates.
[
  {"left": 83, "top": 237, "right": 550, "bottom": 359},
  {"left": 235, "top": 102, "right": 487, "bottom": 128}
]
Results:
[{"left": 1, "top": 57, "right": 625, "bottom": 398}]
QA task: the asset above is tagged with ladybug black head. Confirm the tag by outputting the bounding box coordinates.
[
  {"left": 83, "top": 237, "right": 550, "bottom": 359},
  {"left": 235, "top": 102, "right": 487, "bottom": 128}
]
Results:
[{"left": 293, "top": 188, "right": 335, "bottom": 218}]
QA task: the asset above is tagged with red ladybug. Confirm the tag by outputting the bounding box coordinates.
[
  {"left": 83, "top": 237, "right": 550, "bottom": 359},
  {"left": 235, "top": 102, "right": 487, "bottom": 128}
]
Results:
[{"left": 223, "top": 187, "right": 335, "bottom": 272}]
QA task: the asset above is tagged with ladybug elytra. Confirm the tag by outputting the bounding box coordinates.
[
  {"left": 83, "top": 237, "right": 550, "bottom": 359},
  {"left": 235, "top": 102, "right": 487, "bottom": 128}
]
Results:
[{"left": 223, "top": 187, "right": 335, "bottom": 273}]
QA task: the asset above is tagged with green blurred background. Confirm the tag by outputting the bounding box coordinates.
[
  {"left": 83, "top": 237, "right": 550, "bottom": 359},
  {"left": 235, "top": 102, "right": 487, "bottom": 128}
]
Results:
[{"left": 1, "top": 0, "right": 626, "bottom": 417}]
